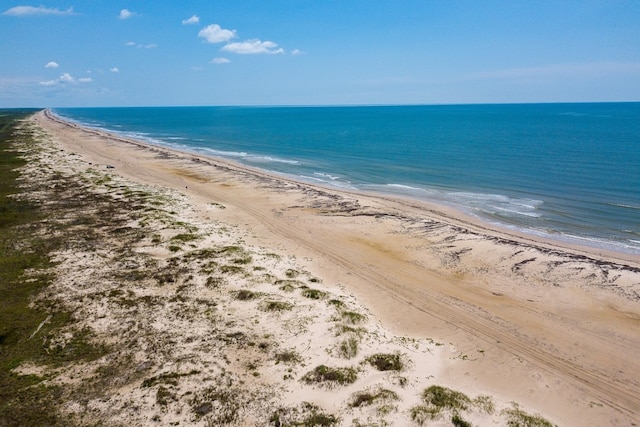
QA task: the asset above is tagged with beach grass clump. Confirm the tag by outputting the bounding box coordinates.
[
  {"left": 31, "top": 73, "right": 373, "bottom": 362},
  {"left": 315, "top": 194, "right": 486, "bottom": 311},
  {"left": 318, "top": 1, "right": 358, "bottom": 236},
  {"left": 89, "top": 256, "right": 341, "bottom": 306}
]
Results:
[
  {"left": 233, "top": 289, "right": 260, "bottom": 301},
  {"left": 270, "top": 402, "right": 339, "bottom": 427},
  {"left": 336, "top": 310, "right": 367, "bottom": 325},
  {"left": 421, "top": 385, "right": 471, "bottom": 412},
  {"left": 365, "top": 352, "right": 405, "bottom": 372},
  {"left": 451, "top": 414, "right": 473, "bottom": 427},
  {"left": 219, "top": 265, "right": 246, "bottom": 275},
  {"left": 501, "top": 403, "right": 555, "bottom": 427},
  {"left": 337, "top": 336, "right": 360, "bottom": 359},
  {"left": 170, "top": 232, "right": 199, "bottom": 243},
  {"left": 334, "top": 324, "right": 367, "bottom": 338},
  {"left": 260, "top": 300, "right": 294, "bottom": 312},
  {"left": 301, "top": 365, "right": 358, "bottom": 387},
  {"left": 327, "top": 298, "right": 346, "bottom": 309},
  {"left": 274, "top": 349, "right": 303, "bottom": 365},
  {"left": 275, "top": 279, "right": 303, "bottom": 287},
  {"left": 300, "top": 287, "right": 328, "bottom": 300},
  {"left": 231, "top": 254, "right": 252, "bottom": 265},
  {"left": 297, "top": 412, "right": 339, "bottom": 427},
  {"left": 279, "top": 283, "right": 296, "bottom": 293},
  {"left": 409, "top": 385, "right": 476, "bottom": 425},
  {"left": 189, "top": 387, "right": 240, "bottom": 423},
  {"left": 410, "top": 405, "right": 440, "bottom": 425},
  {"left": 156, "top": 386, "right": 176, "bottom": 407},
  {"left": 141, "top": 370, "right": 201, "bottom": 388},
  {"left": 349, "top": 387, "right": 399, "bottom": 408},
  {"left": 473, "top": 394, "right": 495, "bottom": 414},
  {"left": 206, "top": 276, "right": 225, "bottom": 288},
  {"left": 285, "top": 268, "right": 300, "bottom": 278}
]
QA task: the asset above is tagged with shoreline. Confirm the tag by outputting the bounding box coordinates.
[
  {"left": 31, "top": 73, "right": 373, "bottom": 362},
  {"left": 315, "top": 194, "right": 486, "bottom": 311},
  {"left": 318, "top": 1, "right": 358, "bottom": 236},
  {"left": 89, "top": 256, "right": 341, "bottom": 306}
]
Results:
[
  {"left": 32, "top": 109, "right": 640, "bottom": 425},
  {"left": 50, "top": 106, "right": 640, "bottom": 260},
  {"left": 46, "top": 109, "right": 639, "bottom": 265}
]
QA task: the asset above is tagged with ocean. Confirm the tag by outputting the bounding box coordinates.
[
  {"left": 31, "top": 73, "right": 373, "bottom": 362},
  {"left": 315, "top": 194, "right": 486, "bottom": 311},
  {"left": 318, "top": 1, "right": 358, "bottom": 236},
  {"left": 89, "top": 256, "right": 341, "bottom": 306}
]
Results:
[{"left": 54, "top": 104, "right": 640, "bottom": 255}]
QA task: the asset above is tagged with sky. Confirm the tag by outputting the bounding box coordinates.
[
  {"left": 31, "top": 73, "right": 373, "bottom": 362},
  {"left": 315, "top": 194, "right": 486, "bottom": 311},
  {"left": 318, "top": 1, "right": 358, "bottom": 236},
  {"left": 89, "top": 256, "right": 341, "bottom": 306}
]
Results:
[{"left": 1, "top": 0, "right": 639, "bottom": 107}]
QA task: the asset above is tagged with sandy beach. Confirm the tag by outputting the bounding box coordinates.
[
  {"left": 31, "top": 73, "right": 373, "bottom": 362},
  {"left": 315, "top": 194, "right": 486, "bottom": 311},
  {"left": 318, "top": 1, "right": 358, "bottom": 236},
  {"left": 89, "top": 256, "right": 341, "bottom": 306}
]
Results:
[{"left": 15, "top": 110, "right": 640, "bottom": 426}]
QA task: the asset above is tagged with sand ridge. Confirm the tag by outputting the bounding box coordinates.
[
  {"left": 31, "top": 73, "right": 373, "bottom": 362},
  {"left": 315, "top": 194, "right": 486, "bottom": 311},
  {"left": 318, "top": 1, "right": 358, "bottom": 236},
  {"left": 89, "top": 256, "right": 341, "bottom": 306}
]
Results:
[{"left": 22, "top": 110, "right": 640, "bottom": 425}]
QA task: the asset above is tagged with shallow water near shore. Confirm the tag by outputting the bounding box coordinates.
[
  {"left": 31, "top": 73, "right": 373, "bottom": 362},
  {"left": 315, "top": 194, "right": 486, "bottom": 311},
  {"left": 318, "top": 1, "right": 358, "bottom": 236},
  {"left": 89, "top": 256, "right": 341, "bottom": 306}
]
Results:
[{"left": 55, "top": 103, "right": 640, "bottom": 254}]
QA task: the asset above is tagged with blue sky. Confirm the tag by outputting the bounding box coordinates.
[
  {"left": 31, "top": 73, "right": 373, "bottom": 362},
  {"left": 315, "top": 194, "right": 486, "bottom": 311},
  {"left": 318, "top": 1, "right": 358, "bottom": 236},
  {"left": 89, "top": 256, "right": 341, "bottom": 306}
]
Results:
[{"left": 1, "top": 1, "right": 639, "bottom": 107}]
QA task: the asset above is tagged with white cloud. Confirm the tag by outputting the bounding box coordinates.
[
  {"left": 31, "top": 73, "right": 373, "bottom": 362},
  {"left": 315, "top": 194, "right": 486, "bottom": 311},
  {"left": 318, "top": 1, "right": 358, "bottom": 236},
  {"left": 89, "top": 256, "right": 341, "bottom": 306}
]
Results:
[
  {"left": 198, "top": 24, "right": 236, "bottom": 44},
  {"left": 110, "top": 67, "right": 120, "bottom": 73},
  {"left": 125, "top": 41, "right": 157, "bottom": 49},
  {"left": 59, "top": 73, "right": 74, "bottom": 83},
  {"left": 45, "top": 61, "right": 59, "bottom": 68},
  {"left": 78, "top": 77, "right": 93, "bottom": 83},
  {"left": 3, "top": 6, "right": 74, "bottom": 16},
  {"left": 119, "top": 9, "right": 134, "bottom": 20},
  {"left": 39, "top": 72, "right": 78, "bottom": 86},
  {"left": 182, "top": 15, "right": 199, "bottom": 25},
  {"left": 222, "top": 39, "right": 284, "bottom": 55},
  {"left": 211, "top": 57, "right": 230, "bottom": 64},
  {"left": 291, "top": 49, "right": 305, "bottom": 56}
]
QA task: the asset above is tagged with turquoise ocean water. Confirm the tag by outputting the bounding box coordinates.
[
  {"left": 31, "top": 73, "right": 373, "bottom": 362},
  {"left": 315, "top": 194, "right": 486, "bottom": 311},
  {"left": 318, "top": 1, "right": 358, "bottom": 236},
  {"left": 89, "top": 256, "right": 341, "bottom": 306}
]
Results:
[{"left": 54, "top": 104, "right": 640, "bottom": 255}]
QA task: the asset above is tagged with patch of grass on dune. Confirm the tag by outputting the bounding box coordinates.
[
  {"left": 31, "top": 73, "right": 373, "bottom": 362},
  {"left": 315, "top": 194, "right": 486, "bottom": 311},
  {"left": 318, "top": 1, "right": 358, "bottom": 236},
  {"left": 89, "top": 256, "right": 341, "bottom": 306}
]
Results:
[{"left": 301, "top": 365, "right": 358, "bottom": 388}]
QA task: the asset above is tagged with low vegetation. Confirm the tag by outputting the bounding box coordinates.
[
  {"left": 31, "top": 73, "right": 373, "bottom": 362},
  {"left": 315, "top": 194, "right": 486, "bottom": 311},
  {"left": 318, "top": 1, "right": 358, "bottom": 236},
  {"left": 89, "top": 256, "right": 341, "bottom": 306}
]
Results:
[
  {"left": 337, "top": 336, "right": 359, "bottom": 359},
  {"left": 349, "top": 387, "right": 399, "bottom": 408},
  {"left": 261, "top": 300, "right": 294, "bottom": 312},
  {"left": 270, "top": 402, "right": 339, "bottom": 427},
  {"left": 301, "top": 365, "right": 358, "bottom": 387},
  {"left": 501, "top": 403, "right": 555, "bottom": 427},
  {"left": 234, "top": 289, "right": 260, "bottom": 301},
  {"left": 421, "top": 385, "right": 471, "bottom": 412},
  {"left": 0, "top": 111, "right": 106, "bottom": 426},
  {"left": 365, "top": 352, "right": 405, "bottom": 371},
  {"left": 300, "top": 287, "right": 328, "bottom": 300},
  {"left": 274, "top": 349, "right": 303, "bottom": 365},
  {"left": 409, "top": 385, "right": 502, "bottom": 426},
  {"left": 336, "top": 310, "right": 367, "bottom": 324}
]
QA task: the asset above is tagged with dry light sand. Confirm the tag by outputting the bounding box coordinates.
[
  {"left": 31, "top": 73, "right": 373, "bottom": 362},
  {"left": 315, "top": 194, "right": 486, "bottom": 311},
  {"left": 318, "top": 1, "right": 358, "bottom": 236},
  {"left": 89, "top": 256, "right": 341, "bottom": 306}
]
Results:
[{"left": 16, "top": 111, "right": 640, "bottom": 426}]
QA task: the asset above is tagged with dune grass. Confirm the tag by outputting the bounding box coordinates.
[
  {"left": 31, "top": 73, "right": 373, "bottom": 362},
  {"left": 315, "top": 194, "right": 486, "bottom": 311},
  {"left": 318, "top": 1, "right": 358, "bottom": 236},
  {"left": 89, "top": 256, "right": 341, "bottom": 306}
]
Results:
[{"left": 301, "top": 365, "right": 358, "bottom": 387}]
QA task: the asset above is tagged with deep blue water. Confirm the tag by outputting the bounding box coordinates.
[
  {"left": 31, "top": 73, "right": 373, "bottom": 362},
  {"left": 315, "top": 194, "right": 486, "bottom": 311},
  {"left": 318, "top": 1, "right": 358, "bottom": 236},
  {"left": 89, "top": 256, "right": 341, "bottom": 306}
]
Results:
[{"left": 54, "top": 104, "right": 640, "bottom": 255}]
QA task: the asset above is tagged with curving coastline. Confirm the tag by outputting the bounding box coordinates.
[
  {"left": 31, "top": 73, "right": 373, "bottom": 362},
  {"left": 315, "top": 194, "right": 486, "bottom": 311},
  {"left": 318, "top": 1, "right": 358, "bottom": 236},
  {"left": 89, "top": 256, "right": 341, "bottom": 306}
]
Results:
[{"left": 33, "top": 109, "right": 640, "bottom": 425}]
